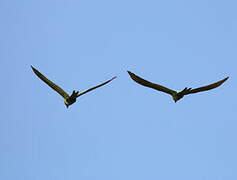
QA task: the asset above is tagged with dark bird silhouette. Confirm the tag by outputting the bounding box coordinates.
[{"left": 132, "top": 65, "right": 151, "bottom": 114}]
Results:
[
  {"left": 127, "top": 71, "right": 228, "bottom": 102},
  {"left": 31, "top": 66, "right": 116, "bottom": 108}
]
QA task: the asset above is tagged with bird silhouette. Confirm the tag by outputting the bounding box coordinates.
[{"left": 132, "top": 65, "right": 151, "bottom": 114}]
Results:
[
  {"left": 127, "top": 71, "right": 228, "bottom": 102},
  {"left": 31, "top": 66, "right": 116, "bottom": 108}
]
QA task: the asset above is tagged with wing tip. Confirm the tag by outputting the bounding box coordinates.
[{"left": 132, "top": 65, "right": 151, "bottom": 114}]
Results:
[
  {"left": 111, "top": 76, "right": 117, "bottom": 80},
  {"left": 127, "top": 71, "right": 134, "bottom": 76},
  {"left": 221, "top": 76, "right": 229, "bottom": 84},
  {"left": 31, "top": 65, "right": 38, "bottom": 74}
]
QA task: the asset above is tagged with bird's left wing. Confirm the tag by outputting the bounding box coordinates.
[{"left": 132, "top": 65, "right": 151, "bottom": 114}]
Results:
[
  {"left": 183, "top": 77, "right": 229, "bottom": 95},
  {"left": 31, "top": 66, "right": 69, "bottom": 99},
  {"left": 127, "top": 71, "right": 176, "bottom": 95},
  {"left": 77, "top": 76, "right": 117, "bottom": 97}
]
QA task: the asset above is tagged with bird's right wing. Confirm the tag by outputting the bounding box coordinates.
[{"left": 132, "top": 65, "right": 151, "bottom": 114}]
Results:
[
  {"left": 127, "top": 71, "right": 176, "bottom": 95},
  {"left": 77, "top": 76, "right": 117, "bottom": 97},
  {"left": 183, "top": 77, "right": 229, "bottom": 95},
  {"left": 31, "top": 66, "right": 69, "bottom": 99}
]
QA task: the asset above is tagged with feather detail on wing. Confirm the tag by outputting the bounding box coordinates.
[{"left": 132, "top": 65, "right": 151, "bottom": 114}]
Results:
[
  {"left": 127, "top": 71, "right": 176, "bottom": 95},
  {"left": 77, "top": 76, "right": 117, "bottom": 97},
  {"left": 183, "top": 77, "right": 229, "bottom": 95},
  {"left": 31, "top": 66, "right": 69, "bottom": 99}
]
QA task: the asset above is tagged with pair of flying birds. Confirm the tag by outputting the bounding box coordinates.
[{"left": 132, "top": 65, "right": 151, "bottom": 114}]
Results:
[{"left": 31, "top": 66, "right": 229, "bottom": 108}]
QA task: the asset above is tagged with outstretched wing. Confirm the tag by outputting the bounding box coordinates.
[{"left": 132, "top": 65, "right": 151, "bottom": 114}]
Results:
[
  {"left": 31, "top": 66, "right": 69, "bottom": 99},
  {"left": 127, "top": 71, "right": 176, "bottom": 95},
  {"left": 77, "top": 76, "right": 117, "bottom": 97},
  {"left": 183, "top": 77, "right": 229, "bottom": 95}
]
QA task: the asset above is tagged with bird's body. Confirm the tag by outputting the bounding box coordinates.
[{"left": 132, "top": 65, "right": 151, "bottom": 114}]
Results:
[
  {"left": 31, "top": 66, "right": 116, "bottom": 108},
  {"left": 127, "top": 71, "right": 228, "bottom": 102},
  {"left": 64, "top": 90, "right": 78, "bottom": 107}
]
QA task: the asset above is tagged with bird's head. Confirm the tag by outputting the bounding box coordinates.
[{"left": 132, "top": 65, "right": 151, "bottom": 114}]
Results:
[
  {"left": 64, "top": 100, "right": 69, "bottom": 108},
  {"left": 65, "top": 103, "right": 69, "bottom": 108},
  {"left": 172, "top": 93, "right": 182, "bottom": 103}
]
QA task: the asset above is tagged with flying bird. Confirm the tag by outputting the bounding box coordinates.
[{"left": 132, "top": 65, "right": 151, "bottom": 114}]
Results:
[
  {"left": 127, "top": 71, "right": 228, "bottom": 102},
  {"left": 31, "top": 66, "right": 116, "bottom": 108}
]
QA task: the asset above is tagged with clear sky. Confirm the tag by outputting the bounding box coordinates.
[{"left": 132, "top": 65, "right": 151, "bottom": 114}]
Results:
[{"left": 1, "top": 0, "right": 237, "bottom": 179}]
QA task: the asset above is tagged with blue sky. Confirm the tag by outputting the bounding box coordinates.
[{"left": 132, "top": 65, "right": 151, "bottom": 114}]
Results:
[{"left": 1, "top": 0, "right": 237, "bottom": 179}]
